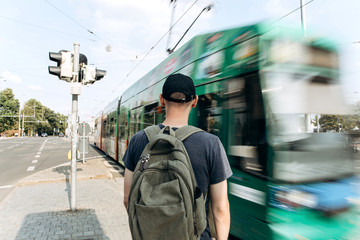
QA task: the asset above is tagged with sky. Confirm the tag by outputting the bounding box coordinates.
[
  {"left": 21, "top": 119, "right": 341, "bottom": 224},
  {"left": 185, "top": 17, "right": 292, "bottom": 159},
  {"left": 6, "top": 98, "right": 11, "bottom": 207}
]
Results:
[{"left": 0, "top": 0, "right": 359, "bottom": 122}]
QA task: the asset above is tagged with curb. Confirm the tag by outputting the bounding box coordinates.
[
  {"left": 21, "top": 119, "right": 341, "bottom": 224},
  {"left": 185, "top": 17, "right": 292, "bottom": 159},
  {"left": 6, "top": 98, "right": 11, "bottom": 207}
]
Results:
[{"left": 0, "top": 157, "right": 115, "bottom": 209}]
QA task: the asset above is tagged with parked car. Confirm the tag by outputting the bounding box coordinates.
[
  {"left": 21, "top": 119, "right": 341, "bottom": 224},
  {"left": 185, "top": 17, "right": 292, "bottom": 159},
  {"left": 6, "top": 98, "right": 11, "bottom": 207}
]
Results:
[
  {"left": 350, "top": 143, "right": 359, "bottom": 153},
  {"left": 41, "top": 133, "right": 48, "bottom": 137},
  {"left": 59, "top": 132, "right": 64, "bottom": 137}
]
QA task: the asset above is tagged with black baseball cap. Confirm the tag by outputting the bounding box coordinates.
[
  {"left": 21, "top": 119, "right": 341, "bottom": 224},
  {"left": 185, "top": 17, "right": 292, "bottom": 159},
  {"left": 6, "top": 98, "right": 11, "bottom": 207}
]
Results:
[{"left": 162, "top": 73, "right": 196, "bottom": 103}]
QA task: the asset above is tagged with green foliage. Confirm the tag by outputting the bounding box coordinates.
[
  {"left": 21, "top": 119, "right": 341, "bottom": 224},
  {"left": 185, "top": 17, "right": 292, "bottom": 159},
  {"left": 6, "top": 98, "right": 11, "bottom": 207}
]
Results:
[
  {"left": 318, "top": 101, "right": 360, "bottom": 132},
  {"left": 0, "top": 88, "right": 67, "bottom": 136},
  {"left": 22, "top": 98, "right": 67, "bottom": 136},
  {"left": 0, "top": 88, "right": 20, "bottom": 132}
]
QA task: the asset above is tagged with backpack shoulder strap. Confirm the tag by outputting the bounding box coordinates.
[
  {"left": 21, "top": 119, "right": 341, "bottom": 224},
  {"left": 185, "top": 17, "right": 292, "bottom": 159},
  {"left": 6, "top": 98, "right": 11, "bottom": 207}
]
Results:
[
  {"left": 175, "top": 125, "right": 203, "bottom": 141},
  {"left": 143, "top": 125, "right": 161, "bottom": 141}
]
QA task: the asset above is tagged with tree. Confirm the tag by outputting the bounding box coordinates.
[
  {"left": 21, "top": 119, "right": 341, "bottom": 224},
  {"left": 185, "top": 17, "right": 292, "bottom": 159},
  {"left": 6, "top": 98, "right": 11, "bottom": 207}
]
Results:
[
  {"left": 22, "top": 99, "right": 68, "bottom": 136},
  {"left": 22, "top": 99, "right": 43, "bottom": 136},
  {"left": 319, "top": 114, "right": 342, "bottom": 132},
  {"left": 0, "top": 88, "right": 20, "bottom": 133},
  {"left": 318, "top": 101, "right": 360, "bottom": 133}
]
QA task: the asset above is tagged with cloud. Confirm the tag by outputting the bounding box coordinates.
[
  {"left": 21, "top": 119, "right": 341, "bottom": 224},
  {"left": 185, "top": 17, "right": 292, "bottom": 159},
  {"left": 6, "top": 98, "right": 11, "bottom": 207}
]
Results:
[
  {"left": 265, "top": 0, "right": 289, "bottom": 16},
  {"left": 1, "top": 70, "right": 22, "bottom": 83},
  {"left": 27, "top": 85, "right": 43, "bottom": 91}
]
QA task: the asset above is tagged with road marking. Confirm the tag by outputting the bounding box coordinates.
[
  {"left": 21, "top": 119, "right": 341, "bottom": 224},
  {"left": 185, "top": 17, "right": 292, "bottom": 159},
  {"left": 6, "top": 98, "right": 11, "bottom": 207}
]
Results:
[
  {"left": 35, "top": 155, "right": 40, "bottom": 158},
  {"left": 27, "top": 166, "right": 35, "bottom": 171},
  {"left": 0, "top": 185, "right": 12, "bottom": 189},
  {"left": 7, "top": 147, "right": 13, "bottom": 149},
  {"left": 32, "top": 160, "right": 38, "bottom": 164},
  {"left": 0, "top": 150, "right": 3, "bottom": 153},
  {"left": 37, "top": 152, "right": 41, "bottom": 155}
]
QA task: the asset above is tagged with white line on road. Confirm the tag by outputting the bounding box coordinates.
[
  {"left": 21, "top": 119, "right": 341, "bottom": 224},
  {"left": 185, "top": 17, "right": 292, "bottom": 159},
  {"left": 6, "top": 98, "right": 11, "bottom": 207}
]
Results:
[
  {"left": 27, "top": 166, "right": 35, "bottom": 171},
  {"left": 0, "top": 150, "right": 3, "bottom": 153},
  {"left": 0, "top": 185, "right": 12, "bottom": 189},
  {"left": 35, "top": 155, "right": 40, "bottom": 158},
  {"left": 37, "top": 152, "right": 41, "bottom": 155},
  {"left": 32, "top": 160, "right": 38, "bottom": 164}
]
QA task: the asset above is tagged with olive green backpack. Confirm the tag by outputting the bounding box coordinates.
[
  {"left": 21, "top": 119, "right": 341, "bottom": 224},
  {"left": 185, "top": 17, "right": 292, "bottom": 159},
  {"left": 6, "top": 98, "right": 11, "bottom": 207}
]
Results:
[{"left": 127, "top": 125, "right": 207, "bottom": 240}]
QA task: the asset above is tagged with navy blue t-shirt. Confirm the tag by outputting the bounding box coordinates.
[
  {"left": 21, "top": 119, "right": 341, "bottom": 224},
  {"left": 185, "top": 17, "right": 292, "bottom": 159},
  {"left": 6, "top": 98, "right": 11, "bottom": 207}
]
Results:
[{"left": 123, "top": 124, "right": 232, "bottom": 239}]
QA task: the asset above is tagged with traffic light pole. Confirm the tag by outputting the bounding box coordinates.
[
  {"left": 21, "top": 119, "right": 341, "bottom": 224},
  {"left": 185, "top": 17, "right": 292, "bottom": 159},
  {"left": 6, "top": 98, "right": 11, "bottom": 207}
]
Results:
[
  {"left": 70, "top": 42, "right": 80, "bottom": 211},
  {"left": 48, "top": 42, "right": 105, "bottom": 212}
]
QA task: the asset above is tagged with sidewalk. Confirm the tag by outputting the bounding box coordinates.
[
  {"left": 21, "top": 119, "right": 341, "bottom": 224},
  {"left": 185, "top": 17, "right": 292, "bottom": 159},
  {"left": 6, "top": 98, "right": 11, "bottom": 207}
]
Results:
[{"left": 0, "top": 157, "right": 132, "bottom": 240}]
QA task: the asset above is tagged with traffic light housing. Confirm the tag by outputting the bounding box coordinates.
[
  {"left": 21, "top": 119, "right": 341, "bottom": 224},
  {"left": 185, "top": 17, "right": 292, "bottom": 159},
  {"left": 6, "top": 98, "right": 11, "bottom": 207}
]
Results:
[
  {"left": 49, "top": 51, "right": 88, "bottom": 82},
  {"left": 48, "top": 51, "right": 73, "bottom": 81},
  {"left": 81, "top": 65, "right": 106, "bottom": 85}
]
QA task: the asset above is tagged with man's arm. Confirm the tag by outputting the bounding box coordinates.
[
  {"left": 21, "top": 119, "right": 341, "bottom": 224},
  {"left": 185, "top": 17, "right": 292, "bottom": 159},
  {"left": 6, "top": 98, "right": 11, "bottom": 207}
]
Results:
[
  {"left": 123, "top": 168, "right": 134, "bottom": 211},
  {"left": 209, "top": 180, "right": 230, "bottom": 240}
]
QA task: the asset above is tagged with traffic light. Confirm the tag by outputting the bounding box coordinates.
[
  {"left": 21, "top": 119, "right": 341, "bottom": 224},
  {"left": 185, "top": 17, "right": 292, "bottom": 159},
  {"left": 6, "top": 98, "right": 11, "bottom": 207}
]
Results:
[
  {"left": 81, "top": 65, "right": 106, "bottom": 85},
  {"left": 49, "top": 51, "right": 88, "bottom": 81},
  {"left": 48, "top": 50, "right": 73, "bottom": 81}
]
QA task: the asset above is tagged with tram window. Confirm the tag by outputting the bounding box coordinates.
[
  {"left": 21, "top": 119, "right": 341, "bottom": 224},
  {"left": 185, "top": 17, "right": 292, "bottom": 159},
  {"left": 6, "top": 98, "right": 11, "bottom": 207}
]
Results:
[
  {"left": 130, "top": 111, "right": 135, "bottom": 138},
  {"left": 197, "top": 92, "right": 222, "bottom": 137},
  {"left": 226, "top": 75, "right": 267, "bottom": 176},
  {"left": 110, "top": 117, "right": 116, "bottom": 136},
  {"left": 102, "top": 120, "right": 107, "bottom": 138},
  {"left": 136, "top": 108, "right": 142, "bottom": 132},
  {"left": 119, "top": 110, "right": 126, "bottom": 139},
  {"left": 144, "top": 103, "right": 158, "bottom": 127}
]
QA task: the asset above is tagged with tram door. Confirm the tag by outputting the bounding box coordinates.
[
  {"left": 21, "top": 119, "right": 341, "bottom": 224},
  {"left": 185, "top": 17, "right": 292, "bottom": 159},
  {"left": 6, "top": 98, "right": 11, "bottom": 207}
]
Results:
[{"left": 225, "top": 74, "right": 270, "bottom": 239}]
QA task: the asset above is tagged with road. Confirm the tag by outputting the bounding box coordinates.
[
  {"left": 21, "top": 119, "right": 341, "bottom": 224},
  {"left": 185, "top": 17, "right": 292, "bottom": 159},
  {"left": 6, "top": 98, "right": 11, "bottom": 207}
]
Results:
[{"left": 0, "top": 136, "right": 71, "bottom": 202}]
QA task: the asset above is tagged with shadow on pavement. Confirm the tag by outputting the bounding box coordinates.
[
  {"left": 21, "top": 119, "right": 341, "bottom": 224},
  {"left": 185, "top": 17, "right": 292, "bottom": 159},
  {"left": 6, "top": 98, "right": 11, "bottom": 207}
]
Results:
[
  {"left": 15, "top": 209, "right": 109, "bottom": 240},
  {"left": 52, "top": 166, "right": 83, "bottom": 207}
]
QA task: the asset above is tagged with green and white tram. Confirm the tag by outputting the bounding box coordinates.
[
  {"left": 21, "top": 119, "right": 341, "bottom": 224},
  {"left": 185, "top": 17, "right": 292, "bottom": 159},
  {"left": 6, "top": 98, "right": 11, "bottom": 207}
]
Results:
[{"left": 95, "top": 22, "right": 360, "bottom": 239}]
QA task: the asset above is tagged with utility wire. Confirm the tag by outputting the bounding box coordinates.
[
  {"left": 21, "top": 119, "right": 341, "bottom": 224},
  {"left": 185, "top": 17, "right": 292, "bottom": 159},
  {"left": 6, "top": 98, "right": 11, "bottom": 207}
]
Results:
[
  {"left": 272, "top": 0, "right": 315, "bottom": 24},
  {"left": 43, "top": 0, "right": 132, "bottom": 61},
  {"left": 0, "top": 15, "right": 96, "bottom": 42},
  {"left": 44, "top": 0, "right": 99, "bottom": 38},
  {"left": 111, "top": 0, "right": 199, "bottom": 96}
]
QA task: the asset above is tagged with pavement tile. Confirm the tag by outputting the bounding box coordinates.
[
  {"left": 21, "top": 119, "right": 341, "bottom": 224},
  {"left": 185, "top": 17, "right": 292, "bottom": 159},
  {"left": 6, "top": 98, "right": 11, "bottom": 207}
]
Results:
[{"left": 0, "top": 158, "right": 131, "bottom": 240}]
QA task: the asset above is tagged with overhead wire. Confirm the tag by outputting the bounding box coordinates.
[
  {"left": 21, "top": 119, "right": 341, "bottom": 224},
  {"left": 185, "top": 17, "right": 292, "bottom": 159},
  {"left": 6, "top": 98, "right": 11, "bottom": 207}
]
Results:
[
  {"left": 111, "top": 0, "right": 200, "bottom": 95},
  {"left": 43, "top": 0, "right": 133, "bottom": 61},
  {"left": 0, "top": 15, "right": 96, "bottom": 42},
  {"left": 272, "top": 0, "right": 315, "bottom": 24},
  {"left": 43, "top": 0, "right": 99, "bottom": 39}
]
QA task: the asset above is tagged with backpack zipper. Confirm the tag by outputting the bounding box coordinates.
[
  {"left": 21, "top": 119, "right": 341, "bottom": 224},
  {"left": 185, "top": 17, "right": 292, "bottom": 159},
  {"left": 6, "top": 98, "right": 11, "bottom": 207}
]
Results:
[{"left": 139, "top": 154, "right": 150, "bottom": 172}]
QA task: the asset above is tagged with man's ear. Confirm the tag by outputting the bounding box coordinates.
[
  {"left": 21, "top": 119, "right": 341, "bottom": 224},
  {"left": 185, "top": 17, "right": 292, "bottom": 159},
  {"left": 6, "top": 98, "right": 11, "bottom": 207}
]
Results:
[
  {"left": 191, "top": 95, "right": 198, "bottom": 108},
  {"left": 159, "top": 94, "right": 165, "bottom": 106}
]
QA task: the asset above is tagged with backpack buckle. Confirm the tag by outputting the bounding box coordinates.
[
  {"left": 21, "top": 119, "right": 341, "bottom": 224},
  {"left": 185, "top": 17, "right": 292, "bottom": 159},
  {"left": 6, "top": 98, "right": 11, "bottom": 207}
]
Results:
[{"left": 163, "top": 126, "right": 171, "bottom": 135}]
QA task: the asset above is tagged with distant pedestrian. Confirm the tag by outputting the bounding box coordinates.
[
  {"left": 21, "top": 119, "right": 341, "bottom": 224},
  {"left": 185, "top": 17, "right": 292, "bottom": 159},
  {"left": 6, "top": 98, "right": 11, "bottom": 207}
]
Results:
[{"left": 123, "top": 73, "right": 232, "bottom": 240}]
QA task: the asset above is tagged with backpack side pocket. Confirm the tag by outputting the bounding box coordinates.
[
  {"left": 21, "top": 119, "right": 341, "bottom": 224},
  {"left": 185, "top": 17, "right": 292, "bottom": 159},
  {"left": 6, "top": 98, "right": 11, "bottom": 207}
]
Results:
[{"left": 193, "top": 187, "right": 207, "bottom": 237}]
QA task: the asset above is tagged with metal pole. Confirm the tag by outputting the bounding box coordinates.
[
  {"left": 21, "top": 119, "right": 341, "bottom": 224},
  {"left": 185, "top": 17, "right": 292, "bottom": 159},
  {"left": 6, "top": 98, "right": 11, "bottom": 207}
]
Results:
[
  {"left": 70, "top": 42, "right": 80, "bottom": 211},
  {"left": 18, "top": 104, "right": 21, "bottom": 137},
  {"left": 22, "top": 112, "right": 24, "bottom": 137},
  {"left": 300, "top": 0, "right": 307, "bottom": 37},
  {"left": 317, "top": 114, "right": 320, "bottom": 133},
  {"left": 166, "top": 0, "right": 176, "bottom": 53},
  {"left": 83, "top": 123, "right": 85, "bottom": 164},
  {"left": 300, "top": 0, "right": 311, "bottom": 132}
]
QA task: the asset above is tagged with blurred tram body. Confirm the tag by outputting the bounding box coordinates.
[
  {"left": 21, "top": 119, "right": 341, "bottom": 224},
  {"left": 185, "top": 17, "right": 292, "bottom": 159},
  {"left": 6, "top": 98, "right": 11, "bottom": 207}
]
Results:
[{"left": 93, "top": 22, "right": 360, "bottom": 239}]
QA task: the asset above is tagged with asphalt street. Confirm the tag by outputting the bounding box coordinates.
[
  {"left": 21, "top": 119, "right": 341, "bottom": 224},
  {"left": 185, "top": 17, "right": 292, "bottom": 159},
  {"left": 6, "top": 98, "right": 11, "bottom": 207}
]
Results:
[{"left": 0, "top": 136, "right": 70, "bottom": 202}]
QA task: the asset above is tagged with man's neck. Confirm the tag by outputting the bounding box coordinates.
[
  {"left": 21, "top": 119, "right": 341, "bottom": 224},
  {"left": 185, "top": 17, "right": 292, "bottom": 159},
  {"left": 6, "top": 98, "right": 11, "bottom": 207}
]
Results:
[{"left": 162, "top": 119, "right": 188, "bottom": 128}]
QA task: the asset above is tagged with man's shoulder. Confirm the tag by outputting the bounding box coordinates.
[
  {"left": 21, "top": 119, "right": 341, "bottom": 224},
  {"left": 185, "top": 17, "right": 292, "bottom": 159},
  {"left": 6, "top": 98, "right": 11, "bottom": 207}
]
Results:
[
  {"left": 186, "top": 130, "right": 221, "bottom": 147},
  {"left": 129, "top": 129, "right": 147, "bottom": 144},
  {"left": 191, "top": 130, "right": 219, "bottom": 140}
]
